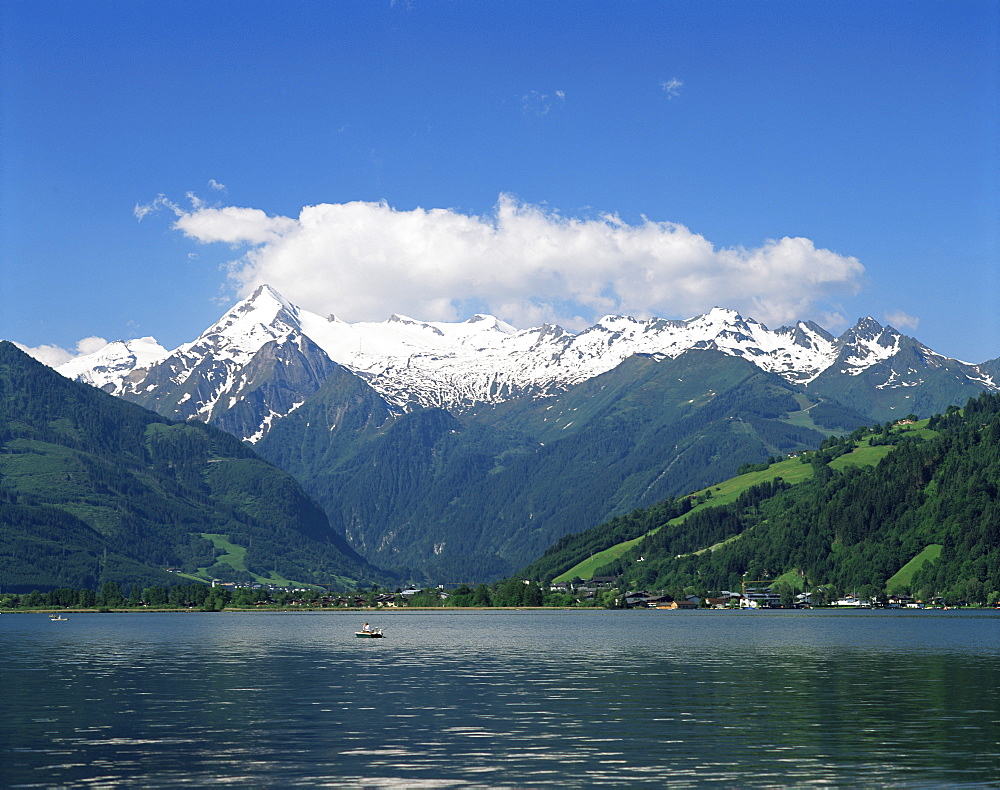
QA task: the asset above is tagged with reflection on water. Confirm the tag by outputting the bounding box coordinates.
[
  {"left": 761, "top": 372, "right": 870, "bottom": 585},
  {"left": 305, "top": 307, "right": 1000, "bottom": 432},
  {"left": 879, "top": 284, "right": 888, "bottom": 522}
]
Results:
[{"left": 3, "top": 610, "right": 999, "bottom": 788}]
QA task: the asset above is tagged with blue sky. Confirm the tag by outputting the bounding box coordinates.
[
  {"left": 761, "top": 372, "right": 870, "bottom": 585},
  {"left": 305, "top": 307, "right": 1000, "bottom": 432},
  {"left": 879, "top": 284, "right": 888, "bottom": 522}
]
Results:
[{"left": 3, "top": 0, "right": 998, "bottom": 365}]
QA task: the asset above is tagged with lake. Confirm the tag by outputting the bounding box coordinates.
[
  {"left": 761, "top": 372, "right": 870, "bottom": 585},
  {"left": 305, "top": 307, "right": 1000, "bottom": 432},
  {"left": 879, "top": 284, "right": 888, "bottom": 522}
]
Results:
[{"left": 3, "top": 609, "right": 1000, "bottom": 788}]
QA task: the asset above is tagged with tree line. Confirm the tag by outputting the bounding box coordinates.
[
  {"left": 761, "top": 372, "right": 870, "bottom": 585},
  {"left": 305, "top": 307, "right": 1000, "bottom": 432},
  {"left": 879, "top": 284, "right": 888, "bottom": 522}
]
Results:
[{"left": 0, "top": 578, "right": 608, "bottom": 611}]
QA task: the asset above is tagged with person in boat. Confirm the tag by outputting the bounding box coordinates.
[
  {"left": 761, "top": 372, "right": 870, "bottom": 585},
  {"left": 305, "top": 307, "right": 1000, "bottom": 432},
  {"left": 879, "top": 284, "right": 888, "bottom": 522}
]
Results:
[{"left": 362, "top": 622, "right": 371, "bottom": 632}]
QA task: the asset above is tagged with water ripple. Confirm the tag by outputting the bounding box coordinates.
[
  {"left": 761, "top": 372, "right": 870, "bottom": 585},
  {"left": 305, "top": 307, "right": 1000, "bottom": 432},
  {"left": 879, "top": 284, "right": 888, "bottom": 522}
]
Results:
[{"left": 3, "top": 610, "right": 1000, "bottom": 788}]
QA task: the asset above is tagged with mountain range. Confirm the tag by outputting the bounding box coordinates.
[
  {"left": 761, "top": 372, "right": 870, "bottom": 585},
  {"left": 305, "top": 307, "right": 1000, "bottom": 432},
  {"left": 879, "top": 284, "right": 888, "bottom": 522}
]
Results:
[
  {"left": 50, "top": 286, "right": 998, "bottom": 580},
  {"left": 58, "top": 284, "right": 997, "bottom": 442}
]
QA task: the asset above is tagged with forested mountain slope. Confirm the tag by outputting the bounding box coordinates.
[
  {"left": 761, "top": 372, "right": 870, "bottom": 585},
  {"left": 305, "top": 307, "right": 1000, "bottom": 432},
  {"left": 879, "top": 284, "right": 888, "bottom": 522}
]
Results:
[
  {"left": 0, "top": 342, "right": 386, "bottom": 592},
  {"left": 257, "top": 351, "right": 838, "bottom": 580},
  {"left": 523, "top": 394, "right": 1000, "bottom": 603}
]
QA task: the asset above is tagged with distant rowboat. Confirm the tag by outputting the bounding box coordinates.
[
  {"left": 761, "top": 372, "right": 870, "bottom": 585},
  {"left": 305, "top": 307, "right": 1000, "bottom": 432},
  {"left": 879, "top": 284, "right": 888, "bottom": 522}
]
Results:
[{"left": 355, "top": 628, "right": 383, "bottom": 638}]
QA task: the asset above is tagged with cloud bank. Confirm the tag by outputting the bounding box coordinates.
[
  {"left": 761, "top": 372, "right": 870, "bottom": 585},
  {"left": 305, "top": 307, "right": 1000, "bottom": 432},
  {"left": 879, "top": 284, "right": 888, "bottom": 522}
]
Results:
[{"left": 149, "top": 194, "right": 865, "bottom": 331}]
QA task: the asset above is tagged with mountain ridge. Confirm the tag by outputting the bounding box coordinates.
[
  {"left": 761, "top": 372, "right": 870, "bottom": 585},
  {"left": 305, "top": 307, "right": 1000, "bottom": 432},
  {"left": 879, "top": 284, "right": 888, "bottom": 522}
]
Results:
[{"left": 53, "top": 285, "right": 998, "bottom": 442}]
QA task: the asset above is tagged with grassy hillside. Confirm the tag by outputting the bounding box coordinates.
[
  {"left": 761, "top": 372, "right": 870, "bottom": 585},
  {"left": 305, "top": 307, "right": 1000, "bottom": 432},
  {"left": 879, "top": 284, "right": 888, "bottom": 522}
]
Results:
[
  {"left": 545, "top": 428, "right": 921, "bottom": 584},
  {"left": 886, "top": 544, "right": 943, "bottom": 593},
  {"left": 526, "top": 400, "right": 999, "bottom": 603},
  {"left": 550, "top": 458, "right": 812, "bottom": 583}
]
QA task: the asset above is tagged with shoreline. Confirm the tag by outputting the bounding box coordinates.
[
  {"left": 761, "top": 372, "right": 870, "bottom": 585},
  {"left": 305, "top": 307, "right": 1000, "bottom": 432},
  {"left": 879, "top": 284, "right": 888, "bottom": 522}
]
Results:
[
  {"left": 5, "top": 605, "right": 995, "bottom": 615},
  {"left": 3, "top": 606, "right": 570, "bottom": 614}
]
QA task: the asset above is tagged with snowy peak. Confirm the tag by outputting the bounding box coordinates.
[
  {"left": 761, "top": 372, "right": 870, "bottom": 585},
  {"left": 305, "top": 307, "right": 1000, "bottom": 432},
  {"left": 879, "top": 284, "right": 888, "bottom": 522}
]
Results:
[
  {"left": 388, "top": 314, "right": 440, "bottom": 332},
  {"left": 842, "top": 316, "right": 897, "bottom": 346},
  {"left": 778, "top": 321, "right": 836, "bottom": 351},
  {"left": 240, "top": 283, "right": 297, "bottom": 314},
  {"left": 57, "top": 337, "right": 168, "bottom": 393},
  {"left": 198, "top": 285, "right": 304, "bottom": 351},
  {"left": 835, "top": 318, "right": 903, "bottom": 373},
  {"left": 378, "top": 312, "right": 517, "bottom": 344},
  {"left": 467, "top": 313, "right": 512, "bottom": 329}
]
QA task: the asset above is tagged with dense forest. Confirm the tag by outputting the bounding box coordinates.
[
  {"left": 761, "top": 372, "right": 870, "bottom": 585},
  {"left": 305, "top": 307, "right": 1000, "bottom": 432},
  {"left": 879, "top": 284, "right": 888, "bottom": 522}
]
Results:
[{"left": 519, "top": 393, "right": 1000, "bottom": 605}]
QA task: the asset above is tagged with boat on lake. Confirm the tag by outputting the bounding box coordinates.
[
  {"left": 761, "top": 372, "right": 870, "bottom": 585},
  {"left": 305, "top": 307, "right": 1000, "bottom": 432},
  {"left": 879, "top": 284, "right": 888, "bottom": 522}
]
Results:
[
  {"left": 49, "top": 614, "right": 69, "bottom": 621},
  {"left": 355, "top": 627, "right": 383, "bottom": 638}
]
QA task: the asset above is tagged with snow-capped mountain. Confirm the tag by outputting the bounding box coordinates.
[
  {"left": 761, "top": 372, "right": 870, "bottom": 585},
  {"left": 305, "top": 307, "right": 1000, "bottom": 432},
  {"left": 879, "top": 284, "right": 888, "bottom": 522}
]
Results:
[
  {"left": 105, "top": 288, "right": 346, "bottom": 442},
  {"left": 57, "top": 284, "right": 997, "bottom": 441},
  {"left": 57, "top": 336, "right": 169, "bottom": 393}
]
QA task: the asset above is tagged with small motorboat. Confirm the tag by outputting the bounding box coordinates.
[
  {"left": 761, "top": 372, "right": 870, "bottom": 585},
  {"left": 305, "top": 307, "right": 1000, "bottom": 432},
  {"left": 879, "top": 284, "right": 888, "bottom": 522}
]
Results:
[
  {"left": 49, "top": 615, "right": 69, "bottom": 621},
  {"left": 355, "top": 628, "right": 383, "bottom": 638}
]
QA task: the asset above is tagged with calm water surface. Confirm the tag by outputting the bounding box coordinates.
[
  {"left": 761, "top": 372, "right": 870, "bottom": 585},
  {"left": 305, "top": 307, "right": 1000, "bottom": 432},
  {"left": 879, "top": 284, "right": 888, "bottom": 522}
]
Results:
[{"left": 3, "top": 609, "right": 999, "bottom": 788}]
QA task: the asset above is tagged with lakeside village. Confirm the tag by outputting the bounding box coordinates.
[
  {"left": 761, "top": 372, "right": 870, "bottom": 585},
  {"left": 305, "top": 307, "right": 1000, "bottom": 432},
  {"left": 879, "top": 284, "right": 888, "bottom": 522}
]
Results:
[{"left": 4, "top": 575, "right": 990, "bottom": 611}]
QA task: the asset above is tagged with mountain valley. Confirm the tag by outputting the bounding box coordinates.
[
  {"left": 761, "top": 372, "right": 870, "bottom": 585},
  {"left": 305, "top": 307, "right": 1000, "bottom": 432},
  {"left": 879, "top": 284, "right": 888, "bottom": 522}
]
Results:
[{"left": 44, "top": 287, "right": 1000, "bottom": 581}]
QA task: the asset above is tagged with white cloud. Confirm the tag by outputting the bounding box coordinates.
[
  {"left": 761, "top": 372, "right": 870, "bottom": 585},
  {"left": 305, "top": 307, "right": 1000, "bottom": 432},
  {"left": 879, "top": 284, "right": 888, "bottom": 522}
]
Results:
[
  {"left": 14, "top": 336, "right": 108, "bottom": 367},
  {"left": 176, "top": 206, "right": 297, "bottom": 246},
  {"left": 134, "top": 194, "right": 181, "bottom": 221},
  {"left": 208, "top": 179, "right": 227, "bottom": 191},
  {"left": 661, "top": 78, "right": 683, "bottom": 99},
  {"left": 75, "top": 336, "right": 110, "bottom": 355},
  {"left": 817, "top": 311, "right": 850, "bottom": 333},
  {"left": 884, "top": 310, "right": 919, "bottom": 331},
  {"left": 15, "top": 342, "right": 73, "bottom": 367},
  {"left": 155, "top": 194, "right": 865, "bottom": 331}
]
